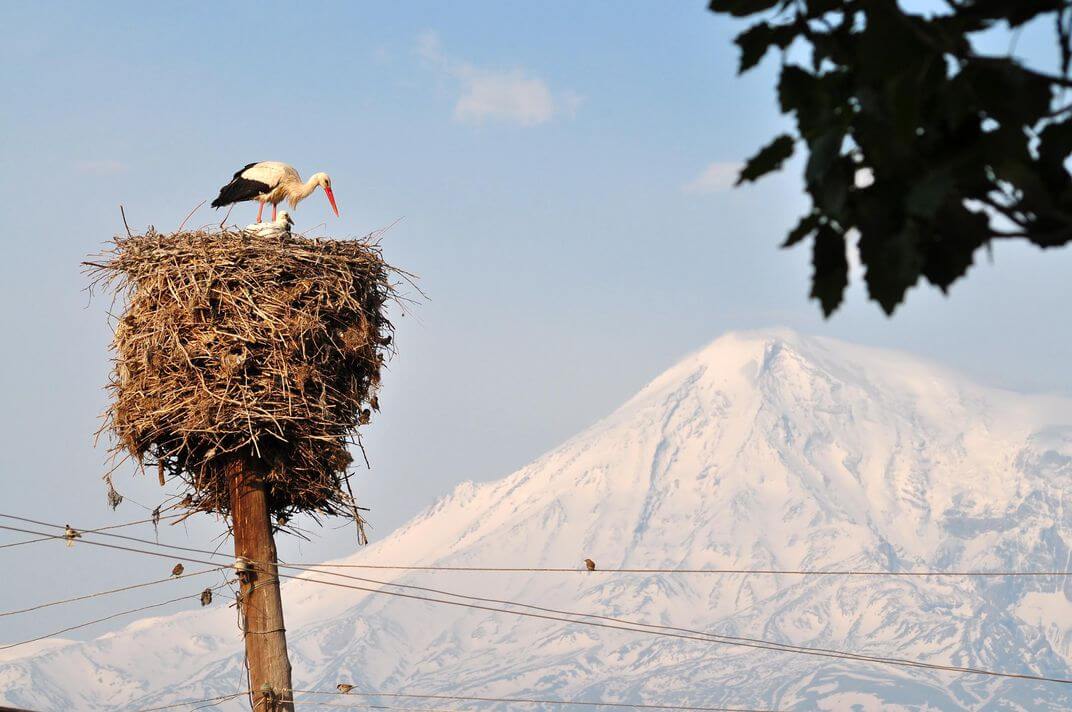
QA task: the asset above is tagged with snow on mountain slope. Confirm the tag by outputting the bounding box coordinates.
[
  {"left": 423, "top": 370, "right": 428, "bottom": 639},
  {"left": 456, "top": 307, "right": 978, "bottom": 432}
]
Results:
[{"left": 3, "top": 329, "right": 1072, "bottom": 711}]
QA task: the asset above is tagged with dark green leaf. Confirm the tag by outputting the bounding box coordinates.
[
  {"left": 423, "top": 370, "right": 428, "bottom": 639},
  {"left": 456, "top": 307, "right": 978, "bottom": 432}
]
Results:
[
  {"left": 920, "top": 201, "right": 989, "bottom": 290},
  {"left": 906, "top": 170, "right": 955, "bottom": 219},
  {"left": 1038, "top": 118, "right": 1072, "bottom": 192},
  {"left": 859, "top": 224, "right": 923, "bottom": 315},
  {"left": 958, "top": 59, "right": 1053, "bottom": 126},
  {"left": 810, "top": 223, "right": 849, "bottom": 316},
  {"left": 1039, "top": 119, "right": 1072, "bottom": 167},
  {"left": 737, "top": 23, "right": 774, "bottom": 74},
  {"left": 737, "top": 134, "right": 796, "bottom": 184},
  {"left": 806, "top": 0, "right": 841, "bottom": 15},
  {"left": 815, "top": 158, "right": 851, "bottom": 214},
  {"left": 805, "top": 130, "right": 844, "bottom": 186},
  {"left": 709, "top": 0, "right": 780, "bottom": 18},
  {"left": 782, "top": 212, "right": 820, "bottom": 247},
  {"left": 777, "top": 65, "right": 815, "bottom": 114},
  {"left": 736, "top": 22, "right": 798, "bottom": 73}
]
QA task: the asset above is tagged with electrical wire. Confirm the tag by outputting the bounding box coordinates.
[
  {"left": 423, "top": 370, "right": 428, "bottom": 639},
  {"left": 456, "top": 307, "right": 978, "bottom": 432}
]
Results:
[
  {"left": 0, "top": 513, "right": 222, "bottom": 559},
  {"left": 271, "top": 569, "right": 1072, "bottom": 685},
  {"left": 0, "top": 580, "right": 233, "bottom": 651},
  {"left": 2, "top": 513, "right": 1066, "bottom": 579},
  {"left": 131, "top": 691, "right": 251, "bottom": 711},
  {"left": 289, "top": 704, "right": 474, "bottom": 712},
  {"left": 0, "top": 511, "right": 185, "bottom": 550},
  {"left": 278, "top": 563, "right": 1072, "bottom": 577},
  {"left": 2, "top": 520, "right": 1068, "bottom": 686},
  {"left": 290, "top": 689, "right": 773, "bottom": 712},
  {"left": 0, "top": 566, "right": 228, "bottom": 617},
  {"left": 5, "top": 517, "right": 1069, "bottom": 683}
]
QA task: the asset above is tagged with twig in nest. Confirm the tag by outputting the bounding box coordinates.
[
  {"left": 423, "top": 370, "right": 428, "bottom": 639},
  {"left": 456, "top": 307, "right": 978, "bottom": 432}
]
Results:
[
  {"left": 178, "top": 199, "right": 206, "bottom": 232},
  {"left": 219, "top": 204, "right": 235, "bottom": 229},
  {"left": 119, "top": 205, "right": 133, "bottom": 238}
]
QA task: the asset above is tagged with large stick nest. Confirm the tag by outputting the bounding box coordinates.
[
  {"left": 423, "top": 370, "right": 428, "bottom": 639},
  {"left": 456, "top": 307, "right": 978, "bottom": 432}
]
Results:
[{"left": 87, "top": 228, "right": 400, "bottom": 524}]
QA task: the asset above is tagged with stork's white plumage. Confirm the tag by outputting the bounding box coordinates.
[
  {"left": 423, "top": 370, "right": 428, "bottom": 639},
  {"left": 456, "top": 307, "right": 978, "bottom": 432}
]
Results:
[
  {"left": 244, "top": 211, "right": 294, "bottom": 238},
  {"left": 212, "top": 161, "right": 339, "bottom": 222}
]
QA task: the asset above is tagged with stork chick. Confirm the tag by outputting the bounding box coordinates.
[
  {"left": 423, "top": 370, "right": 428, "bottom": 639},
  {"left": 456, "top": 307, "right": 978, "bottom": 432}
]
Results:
[{"left": 244, "top": 211, "right": 294, "bottom": 238}]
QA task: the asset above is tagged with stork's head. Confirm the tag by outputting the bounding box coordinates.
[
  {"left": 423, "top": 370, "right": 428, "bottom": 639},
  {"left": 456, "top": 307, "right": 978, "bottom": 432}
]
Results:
[{"left": 311, "top": 172, "right": 340, "bottom": 217}]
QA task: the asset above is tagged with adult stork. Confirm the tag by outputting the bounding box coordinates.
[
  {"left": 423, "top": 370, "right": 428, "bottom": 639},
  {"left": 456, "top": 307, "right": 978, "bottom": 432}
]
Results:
[{"left": 211, "top": 161, "right": 339, "bottom": 222}]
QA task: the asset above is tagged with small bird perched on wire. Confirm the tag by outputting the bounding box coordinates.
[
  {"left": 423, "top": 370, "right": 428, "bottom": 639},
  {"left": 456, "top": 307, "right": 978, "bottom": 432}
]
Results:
[
  {"left": 64, "top": 524, "right": 81, "bottom": 548},
  {"left": 171, "top": 563, "right": 185, "bottom": 577},
  {"left": 200, "top": 588, "right": 213, "bottom": 607},
  {"left": 336, "top": 684, "right": 354, "bottom": 694},
  {"left": 244, "top": 210, "right": 294, "bottom": 238},
  {"left": 584, "top": 558, "right": 596, "bottom": 572}
]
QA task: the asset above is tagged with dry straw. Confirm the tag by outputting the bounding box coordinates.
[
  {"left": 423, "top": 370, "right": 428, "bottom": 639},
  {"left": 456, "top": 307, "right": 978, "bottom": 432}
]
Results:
[{"left": 86, "top": 228, "right": 403, "bottom": 529}]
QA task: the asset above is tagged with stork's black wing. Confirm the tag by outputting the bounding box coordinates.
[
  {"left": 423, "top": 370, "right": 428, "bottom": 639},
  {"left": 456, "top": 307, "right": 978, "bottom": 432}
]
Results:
[{"left": 211, "top": 162, "right": 270, "bottom": 208}]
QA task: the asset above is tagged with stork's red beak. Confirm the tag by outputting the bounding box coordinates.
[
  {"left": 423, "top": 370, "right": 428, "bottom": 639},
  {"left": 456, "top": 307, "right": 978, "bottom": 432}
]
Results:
[{"left": 324, "top": 186, "right": 340, "bottom": 217}]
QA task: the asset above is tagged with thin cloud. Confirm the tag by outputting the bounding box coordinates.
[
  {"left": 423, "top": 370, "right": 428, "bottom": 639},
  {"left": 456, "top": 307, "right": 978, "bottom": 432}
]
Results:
[
  {"left": 74, "top": 160, "right": 127, "bottom": 176},
  {"left": 683, "top": 162, "right": 742, "bottom": 194},
  {"left": 418, "top": 30, "right": 581, "bottom": 127}
]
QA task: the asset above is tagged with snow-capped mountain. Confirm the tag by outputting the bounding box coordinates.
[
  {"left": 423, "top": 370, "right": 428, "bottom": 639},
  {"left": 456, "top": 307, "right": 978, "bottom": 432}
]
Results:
[{"left": 3, "top": 329, "right": 1072, "bottom": 711}]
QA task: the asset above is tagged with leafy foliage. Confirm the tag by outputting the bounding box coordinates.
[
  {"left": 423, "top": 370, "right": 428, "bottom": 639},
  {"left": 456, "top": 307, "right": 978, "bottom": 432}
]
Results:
[{"left": 709, "top": 0, "right": 1072, "bottom": 315}]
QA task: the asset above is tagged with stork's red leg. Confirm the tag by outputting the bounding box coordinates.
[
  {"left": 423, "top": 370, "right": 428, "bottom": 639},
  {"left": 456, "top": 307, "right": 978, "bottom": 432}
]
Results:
[
  {"left": 272, "top": 204, "right": 277, "bottom": 221},
  {"left": 257, "top": 201, "right": 264, "bottom": 223}
]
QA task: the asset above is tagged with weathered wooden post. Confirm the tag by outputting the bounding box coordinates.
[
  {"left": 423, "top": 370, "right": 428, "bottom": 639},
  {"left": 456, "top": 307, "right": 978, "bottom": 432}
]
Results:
[
  {"left": 89, "top": 226, "right": 397, "bottom": 711},
  {"left": 229, "top": 458, "right": 294, "bottom": 710}
]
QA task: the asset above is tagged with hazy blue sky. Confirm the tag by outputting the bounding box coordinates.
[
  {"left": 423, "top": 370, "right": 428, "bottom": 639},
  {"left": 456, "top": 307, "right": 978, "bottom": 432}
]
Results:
[{"left": 1, "top": 1, "right": 1070, "bottom": 643}]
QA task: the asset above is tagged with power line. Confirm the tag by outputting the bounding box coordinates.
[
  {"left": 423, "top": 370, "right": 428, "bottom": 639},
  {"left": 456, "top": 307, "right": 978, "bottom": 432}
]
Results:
[
  {"left": 289, "top": 704, "right": 628, "bottom": 712},
  {"left": 131, "top": 691, "right": 251, "bottom": 711},
  {"left": 2, "top": 512, "right": 1066, "bottom": 579},
  {"left": 0, "top": 511, "right": 185, "bottom": 550},
  {"left": 272, "top": 569, "right": 1072, "bottom": 685},
  {"left": 279, "top": 563, "right": 1072, "bottom": 577},
  {"left": 133, "top": 688, "right": 773, "bottom": 712},
  {"left": 8, "top": 517, "right": 1072, "bottom": 684},
  {"left": 3, "top": 520, "right": 1067, "bottom": 686},
  {"left": 289, "top": 704, "right": 475, "bottom": 712},
  {"left": 290, "top": 689, "right": 773, "bottom": 712},
  {"left": 0, "top": 566, "right": 228, "bottom": 618},
  {"left": 3, "top": 519, "right": 1065, "bottom": 684},
  {"left": 0, "top": 513, "right": 217, "bottom": 559},
  {"left": 0, "top": 580, "right": 233, "bottom": 652}
]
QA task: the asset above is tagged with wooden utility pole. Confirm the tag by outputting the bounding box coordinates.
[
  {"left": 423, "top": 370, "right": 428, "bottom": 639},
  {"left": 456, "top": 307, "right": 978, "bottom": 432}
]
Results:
[{"left": 228, "top": 459, "right": 294, "bottom": 712}]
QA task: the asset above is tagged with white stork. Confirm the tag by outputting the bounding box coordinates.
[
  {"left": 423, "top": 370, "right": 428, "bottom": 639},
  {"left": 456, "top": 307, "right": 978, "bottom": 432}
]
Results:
[{"left": 212, "top": 161, "right": 339, "bottom": 222}]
